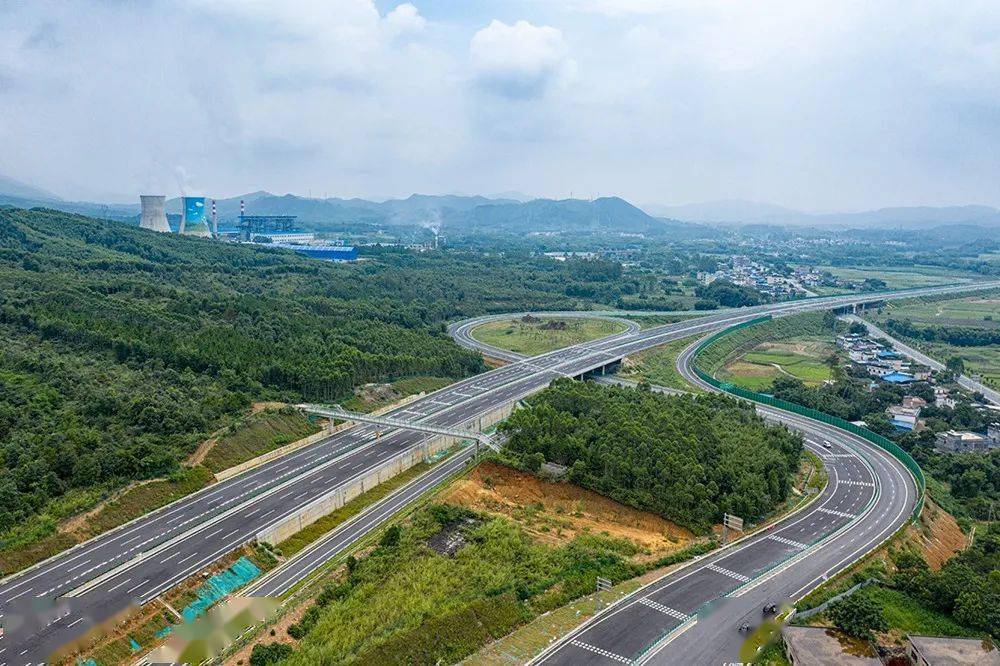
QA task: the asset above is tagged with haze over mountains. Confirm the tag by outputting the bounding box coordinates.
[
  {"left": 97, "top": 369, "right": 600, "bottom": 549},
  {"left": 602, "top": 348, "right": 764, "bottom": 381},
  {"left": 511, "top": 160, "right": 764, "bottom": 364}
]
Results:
[
  {"left": 2, "top": 174, "right": 999, "bottom": 235},
  {"left": 646, "top": 199, "right": 1000, "bottom": 230}
]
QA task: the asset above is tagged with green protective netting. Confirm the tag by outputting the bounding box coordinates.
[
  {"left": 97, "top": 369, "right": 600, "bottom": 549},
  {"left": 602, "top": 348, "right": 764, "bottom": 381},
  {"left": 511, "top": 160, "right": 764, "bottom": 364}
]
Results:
[
  {"left": 692, "top": 315, "right": 926, "bottom": 521},
  {"left": 180, "top": 557, "right": 261, "bottom": 623}
]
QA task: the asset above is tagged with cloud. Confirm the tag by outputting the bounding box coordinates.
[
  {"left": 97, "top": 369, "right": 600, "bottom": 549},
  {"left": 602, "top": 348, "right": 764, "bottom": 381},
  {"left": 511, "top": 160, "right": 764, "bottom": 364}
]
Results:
[
  {"left": 469, "top": 20, "right": 575, "bottom": 100},
  {"left": 0, "top": 1, "right": 998, "bottom": 209},
  {"left": 384, "top": 3, "right": 426, "bottom": 38}
]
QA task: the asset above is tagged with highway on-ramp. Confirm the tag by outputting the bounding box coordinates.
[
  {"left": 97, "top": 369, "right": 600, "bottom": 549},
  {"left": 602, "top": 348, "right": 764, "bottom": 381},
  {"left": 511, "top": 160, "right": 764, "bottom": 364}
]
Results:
[{"left": 1, "top": 282, "right": 996, "bottom": 663}]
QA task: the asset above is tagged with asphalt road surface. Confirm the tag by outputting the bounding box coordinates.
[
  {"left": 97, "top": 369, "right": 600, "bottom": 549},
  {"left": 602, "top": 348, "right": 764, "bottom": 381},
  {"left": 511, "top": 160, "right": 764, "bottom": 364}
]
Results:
[
  {"left": 533, "top": 337, "right": 915, "bottom": 665},
  {"left": 1, "top": 281, "right": 996, "bottom": 664}
]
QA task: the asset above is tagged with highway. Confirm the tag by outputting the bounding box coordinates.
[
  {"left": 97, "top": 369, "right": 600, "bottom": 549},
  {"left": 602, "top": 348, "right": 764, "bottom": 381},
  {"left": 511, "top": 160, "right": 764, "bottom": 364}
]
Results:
[
  {"left": 0, "top": 281, "right": 996, "bottom": 664},
  {"left": 533, "top": 337, "right": 916, "bottom": 665}
]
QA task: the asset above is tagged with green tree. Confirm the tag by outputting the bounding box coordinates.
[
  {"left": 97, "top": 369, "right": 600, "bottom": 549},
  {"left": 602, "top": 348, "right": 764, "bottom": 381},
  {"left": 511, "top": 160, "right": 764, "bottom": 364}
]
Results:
[
  {"left": 828, "top": 593, "right": 887, "bottom": 639},
  {"left": 250, "top": 642, "right": 293, "bottom": 666}
]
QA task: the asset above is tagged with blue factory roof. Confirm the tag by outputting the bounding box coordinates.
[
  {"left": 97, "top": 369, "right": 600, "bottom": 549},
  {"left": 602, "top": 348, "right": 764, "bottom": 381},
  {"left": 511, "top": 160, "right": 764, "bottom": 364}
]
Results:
[
  {"left": 882, "top": 372, "right": 916, "bottom": 384},
  {"left": 273, "top": 244, "right": 358, "bottom": 261}
]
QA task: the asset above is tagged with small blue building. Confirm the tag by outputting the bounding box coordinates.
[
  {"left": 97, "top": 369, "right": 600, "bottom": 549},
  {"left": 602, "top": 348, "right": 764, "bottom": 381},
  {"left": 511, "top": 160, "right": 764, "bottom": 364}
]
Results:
[
  {"left": 274, "top": 244, "right": 358, "bottom": 262},
  {"left": 882, "top": 372, "right": 916, "bottom": 384}
]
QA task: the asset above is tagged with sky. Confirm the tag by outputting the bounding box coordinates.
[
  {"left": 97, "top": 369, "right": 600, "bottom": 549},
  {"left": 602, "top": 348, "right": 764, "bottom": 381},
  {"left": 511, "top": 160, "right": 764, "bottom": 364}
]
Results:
[{"left": 0, "top": 0, "right": 998, "bottom": 210}]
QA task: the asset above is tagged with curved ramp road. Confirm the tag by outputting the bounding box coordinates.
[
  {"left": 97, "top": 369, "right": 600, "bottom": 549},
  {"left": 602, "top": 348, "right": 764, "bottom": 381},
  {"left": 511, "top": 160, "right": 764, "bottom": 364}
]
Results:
[
  {"left": 532, "top": 336, "right": 917, "bottom": 666},
  {"left": 447, "top": 311, "right": 641, "bottom": 362},
  {"left": 0, "top": 282, "right": 995, "bottom": 663}
]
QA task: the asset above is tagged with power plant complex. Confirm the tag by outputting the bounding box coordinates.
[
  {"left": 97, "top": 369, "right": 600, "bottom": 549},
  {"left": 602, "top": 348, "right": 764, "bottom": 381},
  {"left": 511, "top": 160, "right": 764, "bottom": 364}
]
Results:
[{"left": 137, "top": 194, "right": 356, "bottom": 261}]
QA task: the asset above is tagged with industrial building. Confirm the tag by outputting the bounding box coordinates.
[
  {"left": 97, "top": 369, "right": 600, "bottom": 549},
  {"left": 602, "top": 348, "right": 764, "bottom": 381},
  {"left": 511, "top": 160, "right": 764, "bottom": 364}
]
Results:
[
  {"left": 273, "top": 244, "right": 357, "bottom": 262},
  {"left": 139, "top": 195, "right": 171, "bottom": 232},
  {"left": 180, "top": 196, "right": 212, "bottom": 237}
]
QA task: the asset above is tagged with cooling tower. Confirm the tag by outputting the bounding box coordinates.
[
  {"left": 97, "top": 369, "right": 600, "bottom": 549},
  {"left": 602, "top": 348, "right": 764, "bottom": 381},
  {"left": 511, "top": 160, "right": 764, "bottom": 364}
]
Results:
[
  {"left": 180, "top": 196, "right": 211, "bottom": 237},
  {"left": 139, "top": 195, "right": 171, "bottom": 232}
]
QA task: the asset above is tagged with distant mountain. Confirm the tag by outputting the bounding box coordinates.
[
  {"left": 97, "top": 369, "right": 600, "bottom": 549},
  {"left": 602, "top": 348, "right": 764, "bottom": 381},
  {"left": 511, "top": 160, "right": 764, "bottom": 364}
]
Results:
[
  {"left": 812, "top": 205, "right": 1000, "bottom": 230},
  {"left": 440, "top": 196, "right": 708, "bottom": 237},
  {"left": 645, "top": 199, "right": 806, "bottom": 225},
  {"left": 648, "top": 198, "right": 1000, "bottom": 230},
  {"left": 0, "top": 174, "right": 61, "bottom": 201}
]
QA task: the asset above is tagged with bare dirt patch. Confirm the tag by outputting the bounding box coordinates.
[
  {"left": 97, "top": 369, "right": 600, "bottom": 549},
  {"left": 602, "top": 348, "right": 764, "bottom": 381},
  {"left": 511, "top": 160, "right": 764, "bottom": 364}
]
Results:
[
  {"left": 440, "top": 461, "right": 692, "bottom": 559},
  {"left": 909, "top": 498, "right": 967, "bottom": 570}
]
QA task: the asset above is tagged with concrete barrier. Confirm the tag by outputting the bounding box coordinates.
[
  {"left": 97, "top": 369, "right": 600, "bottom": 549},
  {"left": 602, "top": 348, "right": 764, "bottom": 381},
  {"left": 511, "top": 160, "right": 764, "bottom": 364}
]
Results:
[
  {"left": 255, "top": 401, "right": 515, "bottom": 547},
  {"left": 214, "top": 420, "right": 354, "bottom": 482}
]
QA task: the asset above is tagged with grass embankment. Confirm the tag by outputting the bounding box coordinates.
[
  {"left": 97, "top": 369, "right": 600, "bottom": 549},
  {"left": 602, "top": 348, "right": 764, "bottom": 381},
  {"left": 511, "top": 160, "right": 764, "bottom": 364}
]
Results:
[
  {"left": 342, "top": 375, "right": 454, "bottom": 413},
  {"left": 696, "top": 312, "right": 837, "bottom": 384},
  {"left": 201, "top": 409, "right": 320, "bottom": 473},
  {"left": 719, "top": 340, "right": 836, "bottom": 391},
  {"left": 280, "top": 504, "right": 647, "bottom": 665},
  {"left": 470, "top": 317, "right": 628, "bottom": 356},
  {"left": 618, "top": 334, "right": 703, "bottom": 391}
]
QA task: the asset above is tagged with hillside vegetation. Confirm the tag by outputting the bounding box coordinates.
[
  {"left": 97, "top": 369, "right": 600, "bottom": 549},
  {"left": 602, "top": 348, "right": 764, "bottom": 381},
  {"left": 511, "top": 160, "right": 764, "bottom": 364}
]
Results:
[
  {"left": 499, "top": 380, "right": 803, "bottom": 532},
  {"left": 0, "top": 208, "right": 631, "bottom": 542}
]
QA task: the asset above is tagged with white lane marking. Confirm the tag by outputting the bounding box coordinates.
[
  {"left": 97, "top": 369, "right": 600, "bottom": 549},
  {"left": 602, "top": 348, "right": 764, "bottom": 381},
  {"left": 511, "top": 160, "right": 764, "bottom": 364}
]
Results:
[
  {"left": 637, "top": 597, "right": 689, "bottom": 620},
  {"left": 705, "top": 563, "right": 750, "bottom": 582},
  {"left": 68, "top": 617, "right": 85, "bottom": 627},
  {"left": 177, "top": 553, "right": 197, "bottom": 565},
  {"left": 66, "top": 559, "right": 92, "bottom": 573},
  {"left": 816, "top": 507, "right": 856, "bottom": 518},
  {"left": 160, "top": 552, "right": 180, "bottom": 564},
  {"left": 106, "top": 578, "right": 131, "bottom": 593},
  {"left": 768, "top": 534, "right": 807, "bottom": 549},
  {"left": 126, "top": 579, "right": 149, "bottom": 594},
  {"left": 570, "top": 640, "right": 630, "bottom": 664},
  {"left": 840, "top": 480, "right": 875, "bottom": 487}
]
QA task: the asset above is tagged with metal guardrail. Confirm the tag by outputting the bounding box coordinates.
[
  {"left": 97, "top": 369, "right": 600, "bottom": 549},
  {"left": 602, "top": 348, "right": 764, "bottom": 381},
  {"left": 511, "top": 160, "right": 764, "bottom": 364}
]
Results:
[{"left": 690, "top": 316, "right": 926, "bottom": 522}]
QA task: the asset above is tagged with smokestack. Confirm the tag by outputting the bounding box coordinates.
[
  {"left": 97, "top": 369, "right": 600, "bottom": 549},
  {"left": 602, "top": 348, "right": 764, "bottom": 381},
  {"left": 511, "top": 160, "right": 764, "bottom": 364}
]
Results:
[
  {"left": 139, "top": 195, "right": 171, "bottom": 232},
  {"left": 211, "top": 199, "right": 218, "bottom": 237}
]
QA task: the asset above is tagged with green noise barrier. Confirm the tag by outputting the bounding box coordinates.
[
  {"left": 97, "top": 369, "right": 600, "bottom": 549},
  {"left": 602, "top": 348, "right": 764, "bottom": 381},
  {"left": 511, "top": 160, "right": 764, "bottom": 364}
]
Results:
[{"left": 692, "top": 315, "right": 925, "bottom": 521}]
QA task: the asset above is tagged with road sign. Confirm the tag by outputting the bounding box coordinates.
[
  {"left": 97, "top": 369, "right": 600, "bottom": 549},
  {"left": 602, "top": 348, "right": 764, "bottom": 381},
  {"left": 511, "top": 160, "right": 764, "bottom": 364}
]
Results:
[
  {"left": 724, "top": 513, "right": 744, "bottom": 531},
  {"left": 596, "top": 577, "right": 612, "bottom": 592}
]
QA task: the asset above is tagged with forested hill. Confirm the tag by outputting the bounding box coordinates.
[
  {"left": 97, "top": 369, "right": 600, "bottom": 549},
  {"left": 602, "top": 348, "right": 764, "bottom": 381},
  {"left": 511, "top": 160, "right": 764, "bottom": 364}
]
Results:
[
  {"left": 500, "top": 380, "right": 803, "bottom": 532},
  {"left": 0, "top": 208, "right": 623, "bottom": 533}
]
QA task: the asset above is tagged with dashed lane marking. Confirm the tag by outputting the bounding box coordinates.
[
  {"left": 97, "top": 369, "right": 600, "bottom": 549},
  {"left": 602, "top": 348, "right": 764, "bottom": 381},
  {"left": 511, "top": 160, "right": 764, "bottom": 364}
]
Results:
[
  {"left": 769, "top": 534, "right": 808, "bottom": 549},
  {"left": 816, "top": 507, "right": 856, "bottom": 518},
  {"left": 705, "top": 563, "right": 750, "bottom": 582},
  {"left": 839, "top": 480, "right": 875, "bottom": 487},
  {"left": 637, "top": 597, "right": 689, "bottom": 620},
  {"left": 569, "top": 640, "right": 631, "bottom": 664}
]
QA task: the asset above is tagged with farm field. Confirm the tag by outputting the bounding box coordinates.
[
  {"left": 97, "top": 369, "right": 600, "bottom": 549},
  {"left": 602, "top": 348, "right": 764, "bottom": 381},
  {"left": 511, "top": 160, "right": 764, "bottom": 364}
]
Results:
[
  {"left": 870, "top": 293, "right": 1000, "bottom": 390},
  {"left": 872, "top": 294, "right": 1000, "bottom": 328},
  {"left": 717, "top": 340, "right": 837, "bottom": 391},
  {"left": 470, "top": 317, "right": 628, "bottom": 356},
  {"left": 820, "top": 265, "right": 982, "bottom": 289}
]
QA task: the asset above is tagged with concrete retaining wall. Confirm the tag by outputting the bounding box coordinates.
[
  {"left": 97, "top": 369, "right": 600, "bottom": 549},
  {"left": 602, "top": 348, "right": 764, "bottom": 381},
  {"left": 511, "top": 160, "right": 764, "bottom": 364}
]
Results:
[
  {"left": 215, "top": 420, "right": 354, "bottom": 482},
  {"left": 255, "top": 401, "right": 515, "bottom": 547}
]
